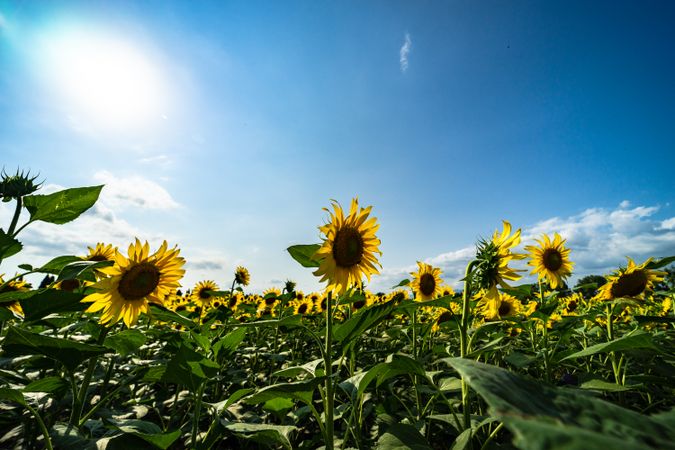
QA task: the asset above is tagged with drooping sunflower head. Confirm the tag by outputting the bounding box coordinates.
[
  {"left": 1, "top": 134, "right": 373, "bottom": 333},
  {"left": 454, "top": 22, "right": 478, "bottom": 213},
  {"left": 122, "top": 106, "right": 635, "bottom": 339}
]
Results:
[
  {"left": 234, "top": 266, "right": 250, "bottom": 286},
  {"left": 597, "top": 257, "right": 666, "bottom": 301},
  {"left": 313, "top": 198, "right": 382, "bottom": 295},
  {"left": 525, "top": 233, "right": 573, "bottom": 289},
  {"left": 410, "top": 262, "right": 443, "bottom": 301},
  {"left": 81, "top": 239, "right": 185, "bottom": 328},
  {"left": 478, "top": 289, "right": 523, "bottom": 321},
  {"left": 191, "top": 280, "right": 220, "bottom": 306},
  {"left": 475, "top": 221, "right": 526, "bottom": 291}
]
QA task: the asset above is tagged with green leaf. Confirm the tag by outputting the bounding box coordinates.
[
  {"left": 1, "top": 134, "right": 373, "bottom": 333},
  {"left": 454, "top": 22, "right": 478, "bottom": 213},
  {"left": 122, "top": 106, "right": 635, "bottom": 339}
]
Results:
[
  {"left": 209, "top": 388, "right": 255, "bottom": 414},
  {"left": 160, "top": 344, "right": 219, "bottom": 391},
  {"left": 34, "top": 255, "right": 83, "bottom": 274},
  {"left": 104, "top": 329, "right": 147, "bottom": 357},
  {"left": 111, "top": 419, "right": 181, "bottom": 449},
  {"left": 221, "top": 421, "right": 297, "bottom": 450},
  {"left": 22, "top": 376, "right": 69, "bottom": 397},
  {"left": 562, "top": 329, "right": 657, "bottom": 360},
  {"left": 244, "top": 377, "right": 325, "bottom": 405},
  {"left": 148, "top": 304, "right": 197, "bottom": 330},
  {"left": 391, "top": 278, "right": 410, "bottom": 288},
  {"left": 0, "top": 229, "right": 22, "bottom": 259},
  {"left": 376, "top": 423, "right": 432, "bottom": 450},
  {"left": 646, "top": 256, "right": 675, "bottom": 270},
  {"left": 56, "top": 260, "right": 113, "bottom": 281},
  {"left": 445, "top": 358, "right": 675, "bottom": 450},
  {"left": 286, "top": 244, "right": 321, "bottom": 268},
  {"left": 0, "top": 387, "right": 26, "bottom": 405},
  {"left": 357, "top": 354, "right": 426, "bottom": 399},
  {"left": 23, "top": 185, "right": 103, "bottom": 224},
  {"left": 212, "top": 327, "right": 247, "bottom": 358},
  {"left": 20, "top": 290, "right": 86, "bottom": 321},
  {"left": 580, "top": 379, "right": 637, "bottom": 392},
  {"left": 263, "top": 397, "right": 295, "bottom": 417},
  {"left": 334, "top": 300, "right": 397, "bottom": 345},
  {"left": 0, "top": 289, "right": 36, "bottom": 305},
  {"left": 1, "top": 326, "right": 108, "bottom": 371}
]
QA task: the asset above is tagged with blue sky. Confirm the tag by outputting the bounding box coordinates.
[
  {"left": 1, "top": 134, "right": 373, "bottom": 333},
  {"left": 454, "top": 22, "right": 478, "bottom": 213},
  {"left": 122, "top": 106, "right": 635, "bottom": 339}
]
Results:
[{"left": 1, "top": 1, "right": 674, "bottom": 293}]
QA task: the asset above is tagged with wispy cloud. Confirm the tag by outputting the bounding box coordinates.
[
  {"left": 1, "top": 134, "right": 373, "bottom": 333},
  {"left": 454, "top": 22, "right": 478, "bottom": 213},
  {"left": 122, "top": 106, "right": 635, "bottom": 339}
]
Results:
[
  {"left": 369, "top": 201, "right": 675, "bottom": 291},
  {"left": 93, "top": 170, "right": 180, "bottom": 210},
  {"left": 400, "top": 32, "right": 412, "bottom": 73}
]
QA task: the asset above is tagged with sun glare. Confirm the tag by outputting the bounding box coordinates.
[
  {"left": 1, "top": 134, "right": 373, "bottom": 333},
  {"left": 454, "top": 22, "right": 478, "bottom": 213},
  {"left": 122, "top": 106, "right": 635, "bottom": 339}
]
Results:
[{"left": 41, "top": 28, "right": 167, "bottom": 132}]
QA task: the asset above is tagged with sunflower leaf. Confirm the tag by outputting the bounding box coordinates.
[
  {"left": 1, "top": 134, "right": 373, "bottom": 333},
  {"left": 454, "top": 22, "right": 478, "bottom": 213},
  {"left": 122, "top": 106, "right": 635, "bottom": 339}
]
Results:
[
  {"left": 1, "top": 326, "right": 108, "bottom": 371},
  {"left": 561, "top": 329, "right": 657, "bottom": 360},
  {"left": 0, "top": 229, "right": 22, "bottom": 259},
  {"left": 23, "top": 185, "right": 103, "bottom": 225},
  {"left": 375, "top": 422, "right": 432, "bottom": 450},
  {"left": 19, "top": 290, "right": 86, "bottom": 321},
  {"left": 334, "top": 300, "right": 397, "bottom": 345},
  {"left": 646, "top": 255, "right": 675, "bottom": 270},
  {"left": 286, "top": 244, "right": 321, "bottom": 268},
  {"left": 221, "top": 421, "right": 297, "bottom": 450}
]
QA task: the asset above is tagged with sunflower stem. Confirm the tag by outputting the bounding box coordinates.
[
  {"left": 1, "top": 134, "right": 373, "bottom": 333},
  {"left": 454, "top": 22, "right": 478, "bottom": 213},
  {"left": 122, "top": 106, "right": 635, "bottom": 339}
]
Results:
[
  {"left": 191, "top": 382, "right": 206, "bottom": 447},
  {"left": 25, "top": 402, "right": 54, "bottom": 450},
  {"left": 459, "top": 260, "right": 477, "bottom": 432},
  {"left": 69, "top": 326, "right": 109, "bottom": 428},
  {"left": 538, "top": 280, "right": 551, "bottom": 383},
  {"left": 324, "top": 291, "right": 334, "bottom": 450},
  {"left": 7, "top": 196, "right": 22, "bottom": 237}
]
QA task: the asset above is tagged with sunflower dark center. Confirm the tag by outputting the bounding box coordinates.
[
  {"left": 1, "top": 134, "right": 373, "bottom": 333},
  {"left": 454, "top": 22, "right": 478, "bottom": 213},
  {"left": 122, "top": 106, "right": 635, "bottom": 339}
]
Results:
[
  {"left": 437, "top": 311, "right": 453, "bottom": 324},
  {"left": 567, "top": 300, "right": 578, "bottom": 312},
  {"left": 198, "top": 288, "right": 212, "bottom": 300},
  {"left": 88, "top": 254, "right": 108, "bottom": 262},
  {"left": 542, "top": 249, "right": 563, "bottom": 271},
  {"left": 60, "top": 279, "right": 80, "bottom": 292},
  {"left": 611, "top": 270, "right": 648, "bottom": 298},
  {"left": 265, "top": 297, "right": 277, "bottom": 306},
  {"left": 298, "top": 303, "right": 308, "bottom": 314},
  {"left": 332, "top": 226, "right": 364, "bottom": 267},
  {"left": 229, "top": 297, "right": 238, "bottom": 308},
  {"left": 420, "top": 273, "right": 436, "bottom": 296},
  {"left": 118, "top": 263, "right": 160, "bottom": 301},
  {"left": 498, "top": 301, "right": 512, "bottom": 317},
  {"left": 353, "top": 299, "right": 366, "bottom": 310}
]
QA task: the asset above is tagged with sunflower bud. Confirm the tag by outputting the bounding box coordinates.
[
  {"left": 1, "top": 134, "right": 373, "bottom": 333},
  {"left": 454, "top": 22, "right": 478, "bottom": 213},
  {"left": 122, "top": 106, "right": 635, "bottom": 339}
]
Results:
[
  {"left": 0, "top": 169, "right": 42, "bottom": 201},
  {"left": 474, "top": 239, "right": 502, "bottom": 291},
  {"left": 284, "top": 279, "right": 296, "bottom": 294}
]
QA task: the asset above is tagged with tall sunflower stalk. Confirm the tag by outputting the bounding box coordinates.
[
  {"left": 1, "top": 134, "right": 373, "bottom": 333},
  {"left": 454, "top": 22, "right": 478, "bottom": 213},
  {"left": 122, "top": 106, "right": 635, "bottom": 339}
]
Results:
[{"left": 311, "top": 198, "right": 382, "bottom": 450}]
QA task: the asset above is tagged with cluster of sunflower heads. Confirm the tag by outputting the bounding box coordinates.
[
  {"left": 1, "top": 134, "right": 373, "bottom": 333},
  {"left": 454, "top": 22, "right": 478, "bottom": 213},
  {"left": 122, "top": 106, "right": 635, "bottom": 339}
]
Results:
[{"left": 0, "top": 168, "right": 43, "bottom": 201}]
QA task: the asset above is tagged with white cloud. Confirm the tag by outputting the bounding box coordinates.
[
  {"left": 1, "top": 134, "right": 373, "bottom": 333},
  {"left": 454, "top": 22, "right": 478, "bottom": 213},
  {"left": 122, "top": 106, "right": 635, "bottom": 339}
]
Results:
[
  {"left": 619, "top": 200, "right": 631, "bottom": 208},
  {"left": 399, "top": 33, "right": 412, "bottom": 73},
  {"left": 138, "top": 154, "right": 172, "bottom": 165},
  {"left": 369, "top": 203, "right": 675, "bottom": 292},
  {"left": 93, "top": 170, "right": 180, "bottom": 210}
]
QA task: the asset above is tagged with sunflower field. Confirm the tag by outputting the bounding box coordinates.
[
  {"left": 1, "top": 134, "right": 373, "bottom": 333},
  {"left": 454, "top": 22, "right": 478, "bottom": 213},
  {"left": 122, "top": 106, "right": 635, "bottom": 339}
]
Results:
[{"left": 1, "top": 173, "right": 674, "bottom": 450}]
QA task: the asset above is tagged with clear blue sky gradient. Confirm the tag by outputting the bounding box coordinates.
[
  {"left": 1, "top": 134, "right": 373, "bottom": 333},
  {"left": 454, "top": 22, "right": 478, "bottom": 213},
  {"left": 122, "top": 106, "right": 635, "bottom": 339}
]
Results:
[{"left": 1, "top": 1, "right": 674, "bottom": 291}]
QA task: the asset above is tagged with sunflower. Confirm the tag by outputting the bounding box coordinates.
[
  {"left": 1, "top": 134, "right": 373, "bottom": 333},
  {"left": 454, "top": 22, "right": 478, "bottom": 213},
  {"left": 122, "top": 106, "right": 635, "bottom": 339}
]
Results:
[
  {"left": 234, "top": 266, "right": 250, "bottom": 286},
  {"left": 191, "top": 280, "right": 220, "bottom": 306},
  {"left": 0, "top": 275, "right": 30, "bottom": 318},
  {"left": 478, "top": 290, "right": 522, "bottom": 321},
  {"left": 81, "top": 239, "right": 185, "bottom": 327},
  {"left": 525, "top": 233, "right": 573, "bottom": 289},
  {"left": 293, "top": 298, "right": 313, "bottom": 315},
  {"left": 313, "top": 198, "right": 382, "bottom": 295},
  {"left": 227, "top": 292, "right": 243, "bottom": 311},
  {"left": 440, "top": 285, "right": 455, "bottom": 298},
  {"left": 475, "top": 221, "right": 525, "bottom": 292},
  {"left": 596, "top": 257, "right": 666, "bottom": 301},
  {"left": 431, "top": 308, "right": 456, "bottom": 333},
  {"left": 86, "top": 243, "right": 117, "bottom": 262},
  {"left": 410, "top": 262, "right": 444, "bottom": 301}
]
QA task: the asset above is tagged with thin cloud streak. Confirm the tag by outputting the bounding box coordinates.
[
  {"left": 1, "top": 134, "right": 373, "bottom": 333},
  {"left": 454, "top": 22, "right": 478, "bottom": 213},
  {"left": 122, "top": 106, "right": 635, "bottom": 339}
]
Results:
[{"left": 400, "top": 32, "right": 412, "bottom": 73}]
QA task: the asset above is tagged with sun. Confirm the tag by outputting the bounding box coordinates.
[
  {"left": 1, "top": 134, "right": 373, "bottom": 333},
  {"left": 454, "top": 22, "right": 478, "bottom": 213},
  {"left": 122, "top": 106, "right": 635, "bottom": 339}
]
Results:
[{"left": 40, "top": 27, "right": 167, "bottom": 131}]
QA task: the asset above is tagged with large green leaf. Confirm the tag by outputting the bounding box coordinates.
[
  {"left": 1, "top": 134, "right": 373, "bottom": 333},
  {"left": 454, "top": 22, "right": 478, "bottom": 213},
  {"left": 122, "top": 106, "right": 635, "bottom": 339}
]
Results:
[
  {"left": 104, "top": 329, "right": 147, "bottom": 357},
  {"left": 23, "top": 185, "right": 103, "bottom": 225},
  {"left": 34, "top": 255, "right": 83, "bottom": 274},
  {"left": 445, "top": 358, "right": 675, "bottom": 450},
  {"left": 0, "top": 229, "right": 22, "bottom": 259},
  {"left": 646, "top": 255, "right": 675, "bottom": 270},
  {"left": 56, "top": 259, "right": 113, "bottom": 281},
  {"left": 1, "top": 326, "right": 108, "bottom": 371},
  {"left": 19, "top": 290, "right": 86, "bottom": 321},
  {"left": 286, "top": 244, "right": 321, "bottom": 268},
  {"left": 333, "top": 300, "right": 397, "bottom": 345},
  {"left": 212, "top": 327, "right": 247, "bottom": 358},
  {"left": 110, "top": 419, "right": 181, "bottom": 449},
  {"left": 354, "top": 354, "right": 426, "bottom": 399},
  {"left": 244, "top": 377, "right": 325, "bottom": 405},
  {"left": 221, "top": 421, "right": 297, "bottom": 450},
  {"left": 22, "top": 376, "right": 69, "bottom": 397},
  {"left": 561, "top": 329, "right": 657, "bottom": 360},
  {"left": 160, "top": 344, "right": 219, "bottom": 391},
  {"left": 376, "top": 423, "right": 432, "bottom": 450},
  {"left": 149, "top": 304, "right": 197, "bottom": 330},
  {"left": 0, "top": 387, "right": 26, "bottom": 405}
]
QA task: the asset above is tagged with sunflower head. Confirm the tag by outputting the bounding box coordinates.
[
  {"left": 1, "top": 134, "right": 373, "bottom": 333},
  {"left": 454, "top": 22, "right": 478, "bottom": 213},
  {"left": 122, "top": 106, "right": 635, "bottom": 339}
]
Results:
[
  {"left": 192, "top": 280, "right": 220, "bottom": 306},
  {"left": 525, "top": 233, "right": 573, "bottom": 289},
  {"left": 293, "top": 298, "right": 313, "bottom": 316},
  {"left": 0, "top": 168, "right": 42, "bottom": 201},
  {"left": 81, "top": 239, "right": 185, "bottom": 327},
  {"left": 597, "top": 257, "right": 666, "bottom": 301},
  {"left": 478, "top": 289, "right": 523, "bottom": 321},
  {"left": 234, "top": 266, "right": 250, "bottom": 286},
  {"left": 474, "top": 221, "right": 525, "bottom": 292},
  {"left": 313, "top": 198, "right": 382, "bottom": 295},
  {"left": 410, "top": 262, "right": 443, "bottom": 301}
]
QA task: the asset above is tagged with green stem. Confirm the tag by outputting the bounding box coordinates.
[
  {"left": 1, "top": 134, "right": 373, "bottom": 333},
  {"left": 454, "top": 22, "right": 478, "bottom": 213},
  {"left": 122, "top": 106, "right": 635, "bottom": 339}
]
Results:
[
  {"left": 69, "top": 327, "right": 109, "bottom": 428},
  {"left": 7, "top": 197, "right": 22, "bottom": 237},
  {"left": 606, "top": 304, "right": 622, "bottom": 385},
  {"left": 539, "top": 281, "right": 551, "bottom": 383},
  {"left": 324, "top": 291, "right": 334, "bottom": 450},
  {"left": 479, "top": 422, "right": 504, "bottom": 450},
  {"left": 191, "top": 382, "right": 206, "bottom": 447},
  {"left": 25, "top": 403, "right": 53, "bottom": 450},
  {"left": 460, "top": 260, "right": 476, "bottom": 431}
]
